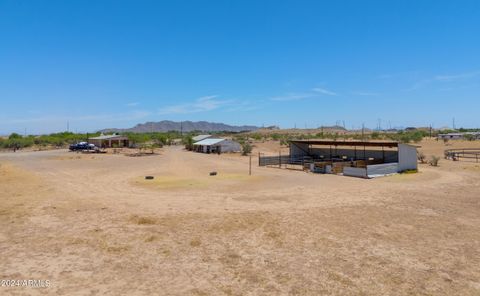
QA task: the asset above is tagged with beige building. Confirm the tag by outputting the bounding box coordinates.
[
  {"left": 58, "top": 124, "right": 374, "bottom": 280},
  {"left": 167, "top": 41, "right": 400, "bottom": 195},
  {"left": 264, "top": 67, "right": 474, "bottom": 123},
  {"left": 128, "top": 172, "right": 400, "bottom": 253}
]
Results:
[{"left": 89, "top": 134, "right": 130, "bottom": 148}]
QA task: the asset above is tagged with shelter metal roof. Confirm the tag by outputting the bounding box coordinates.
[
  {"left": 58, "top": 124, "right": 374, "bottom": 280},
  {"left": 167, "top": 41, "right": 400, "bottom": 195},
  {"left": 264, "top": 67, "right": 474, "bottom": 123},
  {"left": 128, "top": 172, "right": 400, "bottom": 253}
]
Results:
[
  {"left": 89, "top": 135, "right": 128, "bottom": 140},
  {"left": 192, "top": 134, "right": 212, "bottom": 142},
  {"left": 289, "top": 140, "right": 399, "bottom": 148},
  {"left": 193, "top": 138, "right": 225, "bottom": 146},
  {"left": 438, "top": 132, "right": 480, "bottom": 136}
]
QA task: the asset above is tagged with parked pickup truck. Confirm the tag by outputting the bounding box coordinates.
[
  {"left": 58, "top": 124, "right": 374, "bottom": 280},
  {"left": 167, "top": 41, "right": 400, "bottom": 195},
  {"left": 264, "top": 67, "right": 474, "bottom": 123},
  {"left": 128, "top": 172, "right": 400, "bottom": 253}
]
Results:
[{"left": 69, "top": 142, "right": 98, "bottom": 151}]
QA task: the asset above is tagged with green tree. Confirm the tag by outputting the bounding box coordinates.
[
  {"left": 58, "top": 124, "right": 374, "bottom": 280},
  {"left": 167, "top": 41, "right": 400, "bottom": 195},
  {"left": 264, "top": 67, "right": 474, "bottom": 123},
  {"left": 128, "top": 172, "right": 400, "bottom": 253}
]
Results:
[
  {"left": 182, "top": 135, "right": 194, "bottom": 150},
  {"left": 241, "top": 142, "right": 252, "bottom": 156}
]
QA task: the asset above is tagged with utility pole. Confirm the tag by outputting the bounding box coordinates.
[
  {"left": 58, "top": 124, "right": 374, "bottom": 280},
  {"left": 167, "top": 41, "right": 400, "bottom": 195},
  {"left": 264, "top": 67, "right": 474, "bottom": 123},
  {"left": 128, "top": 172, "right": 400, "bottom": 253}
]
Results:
[
  {"left": 452, "top": 117, "right": 456, "bottom": 130},
  {"left": 67, "top": 121, "right": 69, "bottom": 132},
  {"left": 362, "top": 123, "right": 365, "bottom": 141},
  {"left": 180, "top": 121, "right": 183, "bottom": 136}
]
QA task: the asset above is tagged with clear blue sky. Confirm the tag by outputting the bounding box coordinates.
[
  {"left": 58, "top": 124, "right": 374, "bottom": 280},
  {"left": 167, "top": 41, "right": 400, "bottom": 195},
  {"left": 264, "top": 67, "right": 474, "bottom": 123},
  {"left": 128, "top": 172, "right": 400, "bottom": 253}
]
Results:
[{"left": 1, "top": 0, "right": 479, "bottom": 134}]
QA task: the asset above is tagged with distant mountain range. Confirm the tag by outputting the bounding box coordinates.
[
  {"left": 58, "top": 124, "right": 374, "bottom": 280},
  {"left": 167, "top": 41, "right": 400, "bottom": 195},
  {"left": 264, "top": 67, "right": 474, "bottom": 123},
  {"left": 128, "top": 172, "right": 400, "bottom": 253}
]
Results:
[{"left": 99, "top": 120, "right": 259, "bottom": 133}]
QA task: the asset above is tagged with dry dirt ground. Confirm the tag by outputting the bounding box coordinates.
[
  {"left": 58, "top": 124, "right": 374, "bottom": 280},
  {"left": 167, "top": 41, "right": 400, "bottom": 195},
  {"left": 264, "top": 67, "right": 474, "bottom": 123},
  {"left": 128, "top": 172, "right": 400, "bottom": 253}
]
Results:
[{"left": 1, "top": 139, "right": 480, "bottom": 295}]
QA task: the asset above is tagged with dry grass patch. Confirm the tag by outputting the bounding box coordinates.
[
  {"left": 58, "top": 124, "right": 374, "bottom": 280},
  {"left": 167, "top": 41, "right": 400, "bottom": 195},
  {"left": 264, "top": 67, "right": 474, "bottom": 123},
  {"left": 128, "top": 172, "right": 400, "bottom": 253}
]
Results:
[
  {"left": 129, "top": 214, "right": 157, "bottom": 225},
  {"left": 144, "top": 235, "right": 157, "bottom": 242},
  {"left": 190, "top": 238, "right": 202, "bottom": 247}
]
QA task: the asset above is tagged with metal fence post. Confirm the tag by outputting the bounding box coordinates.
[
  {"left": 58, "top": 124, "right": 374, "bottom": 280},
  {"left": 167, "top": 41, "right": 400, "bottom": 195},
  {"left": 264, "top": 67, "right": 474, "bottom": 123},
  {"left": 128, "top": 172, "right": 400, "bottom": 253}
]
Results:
[{"left": 249, "top": 155, "right": 252, "bottom": 175}]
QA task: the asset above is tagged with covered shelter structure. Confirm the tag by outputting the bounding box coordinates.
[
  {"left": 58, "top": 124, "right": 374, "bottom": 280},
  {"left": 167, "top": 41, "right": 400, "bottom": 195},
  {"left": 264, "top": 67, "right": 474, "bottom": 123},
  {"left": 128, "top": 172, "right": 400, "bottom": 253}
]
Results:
[
  {"left": 260, "top": 140, "right": 418, "bottom": 178},
  {"left": 193, "top": 138, "right": 241, "bottom": 154},
  {"left": 89, "top": 134, "right": 131, "bottom": 148}
]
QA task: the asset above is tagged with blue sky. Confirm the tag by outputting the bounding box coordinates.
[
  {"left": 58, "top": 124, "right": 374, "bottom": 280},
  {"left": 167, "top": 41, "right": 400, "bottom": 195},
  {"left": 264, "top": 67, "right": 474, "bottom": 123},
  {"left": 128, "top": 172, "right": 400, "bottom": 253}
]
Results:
[{"left": 1, "top": 0, "right": 479, "bottom": 134}]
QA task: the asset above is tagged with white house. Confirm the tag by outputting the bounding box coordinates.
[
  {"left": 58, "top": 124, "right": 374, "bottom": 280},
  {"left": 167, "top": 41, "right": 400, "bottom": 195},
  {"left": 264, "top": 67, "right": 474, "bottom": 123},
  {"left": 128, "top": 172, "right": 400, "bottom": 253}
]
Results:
[{"left": 193, "top": 138, "right": 241, "bottom": 154}]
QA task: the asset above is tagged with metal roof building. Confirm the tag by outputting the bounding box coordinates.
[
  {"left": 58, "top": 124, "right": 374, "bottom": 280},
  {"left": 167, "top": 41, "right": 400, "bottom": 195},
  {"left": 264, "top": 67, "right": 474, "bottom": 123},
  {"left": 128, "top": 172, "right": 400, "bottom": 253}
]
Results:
[
  {"left": 192, "top": 134, "right": 212, "bottom": 142},
  {"left": 437, "top": 132, "right": 480, "bottom": 140},
  {"left": 291, "top": 140, "right": 417, "bottom": 177},
  {"left": 259, "top": 139, "right": 418, "bottom": 178},
  {"left": 193, "top": 138, "right": 241, "bottom": 154},
  {"left": 89, "top": 134, "right": 130, "bottom": 148}
]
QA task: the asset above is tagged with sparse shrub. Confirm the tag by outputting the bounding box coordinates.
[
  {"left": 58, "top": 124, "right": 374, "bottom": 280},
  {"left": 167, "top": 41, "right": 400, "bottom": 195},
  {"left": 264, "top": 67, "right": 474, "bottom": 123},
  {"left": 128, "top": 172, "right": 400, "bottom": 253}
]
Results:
[
  {"left": 241, "top": 142, "right": 252, "bottom": 156},
  {"left": 417, "top": 151, "right": 427, "bottom": 163},
  {"left": 270, "top": 133, "right": 281, "bottom": 141},
  {"left": 251, "top": 133, "right": 262, "bottom": 141},
  {"left": 371, "top": 132, "right": 381, "bottom": 140},
  {"left": 429, "top": 155, "right": 440, "bottom": 167},
  {"left": 182, "top": 135, "right": 194, "bottom": 150}
]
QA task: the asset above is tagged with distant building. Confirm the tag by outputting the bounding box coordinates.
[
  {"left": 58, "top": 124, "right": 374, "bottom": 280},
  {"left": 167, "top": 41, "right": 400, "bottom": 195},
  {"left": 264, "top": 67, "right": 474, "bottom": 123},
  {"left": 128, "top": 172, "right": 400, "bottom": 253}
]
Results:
[
  {"left": 192, "top": 138, "right": 241, "bottom": 154},
  {"left": 89, "top": 134, "right": 130, "bottom": 148},
  {"left": 437, "top": 132, "right": 480, "bottom": 140}
]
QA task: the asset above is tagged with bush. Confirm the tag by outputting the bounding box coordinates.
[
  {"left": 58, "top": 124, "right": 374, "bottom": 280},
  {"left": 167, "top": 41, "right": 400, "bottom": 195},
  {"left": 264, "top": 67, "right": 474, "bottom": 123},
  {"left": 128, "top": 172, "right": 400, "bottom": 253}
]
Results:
[
  {"left": 417, "top": 151, "right": 427, "bottom": 163},
  {"left": 241, "top": 142, "right": 252, "bottom": 156},
  {"left": 182, "top": 136, "right": 193, "bottom": 150},
  {"left": 371, "top": 132, "right": 381, "bottom": 139},
  {"left": 270, "top": 133, "right": 281, "bottom": 141},
  {"left": 250, "top": 133, "right": 262, "bottom": 141},
  {"left": 429, "top": 155, "right": 440, "bottom": 167}
]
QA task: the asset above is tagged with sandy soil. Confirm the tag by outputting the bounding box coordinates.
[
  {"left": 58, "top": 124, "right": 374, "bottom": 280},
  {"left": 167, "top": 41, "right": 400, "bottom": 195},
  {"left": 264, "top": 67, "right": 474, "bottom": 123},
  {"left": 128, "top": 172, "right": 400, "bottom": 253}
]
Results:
[{"left": 1, "top": 140, "right": 480, "bottom": 295}]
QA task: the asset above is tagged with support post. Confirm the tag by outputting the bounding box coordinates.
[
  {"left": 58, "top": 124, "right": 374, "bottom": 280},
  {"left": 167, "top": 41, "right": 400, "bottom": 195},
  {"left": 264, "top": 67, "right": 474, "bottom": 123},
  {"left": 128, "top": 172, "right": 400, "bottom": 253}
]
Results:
[{"left": 249, "top": 155, "right": 252, "bottom": 175}]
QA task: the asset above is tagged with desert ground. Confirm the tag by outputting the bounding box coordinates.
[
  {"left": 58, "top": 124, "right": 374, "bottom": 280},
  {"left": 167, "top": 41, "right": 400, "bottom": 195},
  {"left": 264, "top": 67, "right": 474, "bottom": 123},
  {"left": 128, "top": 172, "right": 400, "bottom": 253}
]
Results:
[{"left": 1, "top": 139, "right": 480, "bottom": 295}]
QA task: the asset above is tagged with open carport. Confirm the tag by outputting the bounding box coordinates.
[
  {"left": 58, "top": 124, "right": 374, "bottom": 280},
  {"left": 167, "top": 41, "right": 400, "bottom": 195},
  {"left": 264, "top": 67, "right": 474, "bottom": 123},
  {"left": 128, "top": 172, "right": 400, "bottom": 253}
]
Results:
[{"left": 260, "top": 140, "right": 418, "bottom": 178}]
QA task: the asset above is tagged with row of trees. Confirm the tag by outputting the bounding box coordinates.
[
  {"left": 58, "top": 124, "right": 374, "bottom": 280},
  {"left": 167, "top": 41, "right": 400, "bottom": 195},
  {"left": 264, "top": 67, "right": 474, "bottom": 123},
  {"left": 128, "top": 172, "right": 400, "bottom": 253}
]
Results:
[
  {"left": 1, "top": 128, "right": 469, "bottom": 153},
  {"left": 0, "top": 131, "right": 190, "bottom": 151},
  {"left": 234, "top": 130, "right": 430, "bottom": 145},
  {"left": 0, "top": 132, "right": 97, "bottom": 150}
]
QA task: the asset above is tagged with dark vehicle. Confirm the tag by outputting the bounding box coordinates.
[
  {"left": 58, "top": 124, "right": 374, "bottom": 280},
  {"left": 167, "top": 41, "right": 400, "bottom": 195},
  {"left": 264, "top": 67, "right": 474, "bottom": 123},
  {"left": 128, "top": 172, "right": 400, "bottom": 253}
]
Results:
[{"left": 69, "top": 142, "right": 97, "bottom": 151}]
